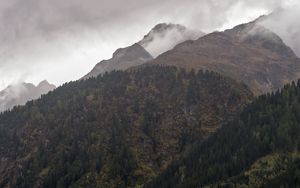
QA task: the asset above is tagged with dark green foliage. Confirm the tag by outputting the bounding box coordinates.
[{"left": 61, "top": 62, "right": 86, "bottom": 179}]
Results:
[
  {"left": 147, "top": 81, "right": 300, "bottom": 188},
  {"left": 263, "top": 159, "right": 300, "bottom": 188},
  {"left": 0, "top": 66, "right": 251, "bottom": 188}
]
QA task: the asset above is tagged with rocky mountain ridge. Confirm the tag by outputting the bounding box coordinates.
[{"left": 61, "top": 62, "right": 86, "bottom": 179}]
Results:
[{"left": 149, "top": 18, "right": 300, "bottom": 94}]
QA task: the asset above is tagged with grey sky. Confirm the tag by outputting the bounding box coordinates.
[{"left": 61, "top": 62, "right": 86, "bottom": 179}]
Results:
[{"left": 0, "top": 0, "right": 298, "bottom": 90}]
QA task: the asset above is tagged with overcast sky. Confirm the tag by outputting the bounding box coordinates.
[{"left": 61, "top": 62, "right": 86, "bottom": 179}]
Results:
[{"left": 0, "top": 0, "right": 299, "bottom": 90}]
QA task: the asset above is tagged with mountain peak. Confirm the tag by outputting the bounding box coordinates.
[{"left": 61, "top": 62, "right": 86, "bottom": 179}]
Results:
[
  {"left": 112, "top": 43, "right": 148, "bottom": 59},
  {"left": 138, "top": 23, "right": 188, "bottom": 48},
  {"left": 150, "top": 23, "right": 186, "bottom": 33},
  {"left": 37, "top": 80, "right": 56, "bottom": 91},
  {"left": 37, "top": 80, "right": 50, "bottom": 87},
  {"left": 139, "top": 23, "right": 204, "bottom": 58}
]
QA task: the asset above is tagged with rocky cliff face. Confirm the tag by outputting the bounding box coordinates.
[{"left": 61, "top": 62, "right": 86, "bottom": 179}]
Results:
[
  {"left": 150, "top": 19, "right": 300, "bottom": 94},
  {"left": 0, "top": 80, "right": 56, "bottom": 112}
]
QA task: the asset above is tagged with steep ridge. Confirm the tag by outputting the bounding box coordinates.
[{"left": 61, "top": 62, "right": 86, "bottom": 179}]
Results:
[
  {"left": 150, "top": 18, "right": 300, "bottom": 95},
  {"left": 147, "top": 80, "right": 300, "bottom": 188},
  {"left": 83, "top": 23, "right": 204, "bottom": 79},
  {"left": 0, "top": 80, "right": 56, "bottom": 112},
  {"left": 0, "top": 66, "right": 252, "bottom": 187}
]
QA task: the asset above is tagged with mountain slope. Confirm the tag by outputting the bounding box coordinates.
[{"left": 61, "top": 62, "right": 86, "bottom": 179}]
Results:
[
  {"left": 149, "top": 18, "right": 300, "bottom": 95},
  {"left": 0, "top": 80, "right": 56, "bottom": 112},
  {"left": 0, "top": 66, "right": 252, "bottom": 188},
  {"left": 147, "top": 80, "right": 300, "bottom": 188}
]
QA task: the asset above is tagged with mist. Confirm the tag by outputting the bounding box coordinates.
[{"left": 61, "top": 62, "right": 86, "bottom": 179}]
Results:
[
  {"left": 260, "top": 3, "right": 300, "bottom": 56},
  {"left": 0, "top": 83, "right": 33, "bottom": 112},
  {"left": 0, "top": 81, "right": 56, "bottom": 112}
]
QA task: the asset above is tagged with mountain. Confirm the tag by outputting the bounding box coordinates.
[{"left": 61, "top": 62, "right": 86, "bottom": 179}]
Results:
[
  {"left": 147, "top": 80, "right": 300, "bottom": 188},
  {"left": 138, "top": 23, "right": 204, "bottom": 58},
  {"left": 149, "top": 18, "right": 300, "bottom": 95},
  {"left": 0, "top": 80, "right": 56, "bottom": 112},
  {"left": 3, "top": 16, "right": 300, "bottom": 188},
  {"left": 0, "top": 66, "right": 252, "bottom": 188},
  {"left": 82, "top": 23, "right": 204, "bottom": 80},
  {"left": 82, "top": 43, "right": 153, "bottom": 79}
]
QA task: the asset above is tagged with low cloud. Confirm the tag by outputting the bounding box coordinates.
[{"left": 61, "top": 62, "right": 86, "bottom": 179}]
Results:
[
  {"left": 0, "top": 83, "right": 31, "bottom": 112},
  {"left": 0, "top": 81, "right": 55, "bottom": 112}
]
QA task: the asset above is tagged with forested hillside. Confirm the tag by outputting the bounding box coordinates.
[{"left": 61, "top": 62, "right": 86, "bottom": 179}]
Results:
[
  {"left": 0, "top": 66, "right": 252, "bottom": 188},
  {"left": 147, "top": 81, "right": 300, "bottom": 188}
]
